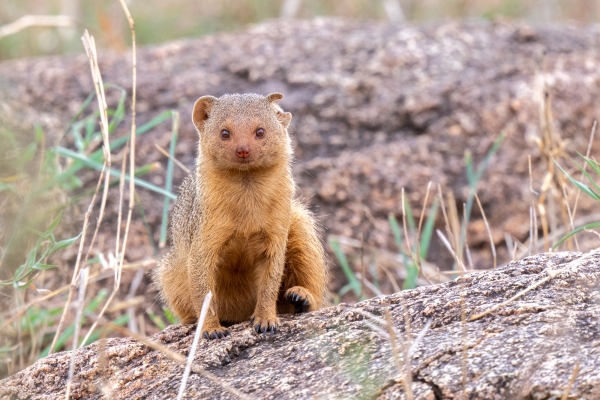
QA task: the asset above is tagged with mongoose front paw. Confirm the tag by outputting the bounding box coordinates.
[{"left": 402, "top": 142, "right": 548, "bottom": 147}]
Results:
[
  {"left": 285, "top": 286, "right": 314, "bottom": 314},
  {"left": 250, "top": 315, "right": 279, "bottom": 336},
  {"left": 202, "top": 327, "right": 230, "bottom": 340}
]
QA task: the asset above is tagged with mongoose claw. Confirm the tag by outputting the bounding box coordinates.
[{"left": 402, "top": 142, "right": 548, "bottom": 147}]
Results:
[
  {"left": 251, "top": 318, "right": 279, "bottom": 336},
  {"left": 203, "top": 327, "right": 231, "bottom": 340},
  {"left": 285, "top": 290, "right": 311, "bottom": 314}
]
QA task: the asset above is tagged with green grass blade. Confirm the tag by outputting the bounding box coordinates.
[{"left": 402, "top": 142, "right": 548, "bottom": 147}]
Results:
[
  {"left": 388, "top": 213, "right": 403, "bottom": 250},
  {"left": 474, "top": 133, "right": 505, "bottom": 182},
  {"left": 388, "top": 213, "right": 410, "bottom": 265},
  {"left": 47, "top": 210, "right": 63, "bottom": 233},
  {"left": 579, "top": 154, "right": 600, "bottom": 178},
  {"left": 573, "top": 162, "right": 600, "bottom": 195},
  {"left": 553, "top": 158, "right": 600, "bottom": 201},
  {"left": 328, "top": 237, "right": 362, "bottom": 297},
  {"left": 403, "top": 196, "right": 416, "bottom": 238},
  {"left": 38, "top": 110, "right": 172, "bottom": 192},
  {"left": 553, "top": 222, "right": 600, "bottom": 249},
  {"left": 48, "top": 231, "right": 82, "bottom": 254},
  {"left": 147, "top": 309, "right": 166, "bottom": 331},
  {"left": 160, "top": 111, "right": 178, "bottom": 248},
  {"left": 105, "top": 85, "right": 127, "bottom": 133},
  {"left": 465, "top": 150, "right": 475, "bottom": 187},
  {"left": 163, "top": 307, "right": 178, "bottom": 325},
  {"left": 81, "top": 313, "right": 129, "bottom": 347},
  {"left": 402, "top": 265, "right": 418, "bottom": 290},
  {"left": 55, "top": 147, "right": 177, "bottom": 200}
]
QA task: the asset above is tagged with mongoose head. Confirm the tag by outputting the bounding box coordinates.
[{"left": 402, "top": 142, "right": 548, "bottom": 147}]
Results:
[{"left": 192, "top": 93, "right": 293, "bottom": 171}]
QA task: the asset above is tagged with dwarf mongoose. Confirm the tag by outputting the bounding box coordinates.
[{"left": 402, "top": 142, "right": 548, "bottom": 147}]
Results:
[{"left": 153, "top": 93, "right": 328, "bottom": 339}]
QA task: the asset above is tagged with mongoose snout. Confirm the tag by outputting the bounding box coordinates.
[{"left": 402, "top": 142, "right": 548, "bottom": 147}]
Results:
[
  {"left": 153, "top": 92, "right": 329, "bottom": 340},
  {"left": 236, "top": 146, "right": 250, "bottom": 159}
]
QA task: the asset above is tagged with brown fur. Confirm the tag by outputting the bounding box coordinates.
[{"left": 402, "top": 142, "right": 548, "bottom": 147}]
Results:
[{"left": 153, "top": 93, "right": 328, "bottom": 339}]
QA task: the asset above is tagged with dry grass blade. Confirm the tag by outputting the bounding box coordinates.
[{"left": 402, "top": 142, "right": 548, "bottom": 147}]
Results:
[
  {"left": 81, "top": 143, "right": 129, "bottom": 345},
  {"left": 114, "top": 0, "right": 138, "bottom": 345},
  {"left": 65, "top": 267, "right": 89, "bottom": 400},
  {"left": 401, "top": 188, "right": 415, "bottom": 262},
  {"left": 561, "top": 184, "right": 578, "bottom": 251},
  {"left": 384, "top": 309, "right": 409, "bottom": 397},
  {"left": 474, "top": 193, "right": 496, "bottom": 268},
  {"left": 437, "top": 184, "right": 464, "bottom": 272},
  {"left": 49, "top": 30, "right": 112, "bottom": 355},
  {"left": 177, "top": 291, "right": 213, "bottom": 400},
  {"left": 106, "top": 323, "right": 250, "bottom": 399},
  {"left": 0, "top": 15, "right": 74, "bottom": 39},
  {"left": 355, "top": 272, "right": 383, "bottom": 296},
  {"left": 154, "top": 143, "right": 190, "bottom": 174},
  {"left": 329, "top": 234, "right": 447, "bottom": 284},
  {"left": 561, "top": 361, "right": 580, "bottom": 400},
  {"left": 471, "top": 249, "right": 600, "bottom": 321},
  {"left": 0, "top": 259, "right": 155, "bottom": 329},
  {"left": 408, "top": 319, "right": 431, "bottom": 356},
  {"left": 436, "top": 229, "right": 467, "bottom": 272}
]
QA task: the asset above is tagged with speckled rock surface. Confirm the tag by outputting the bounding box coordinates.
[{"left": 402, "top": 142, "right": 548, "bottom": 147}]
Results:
[
  {"left": 1, "top": 18, "right": 599, "bottom": 278},
  {"left": 2, "top": 250, "right": 599, "bottom": 399}
]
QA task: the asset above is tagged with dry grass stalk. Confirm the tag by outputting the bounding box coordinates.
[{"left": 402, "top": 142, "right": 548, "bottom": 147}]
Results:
[
  {"left": 81, "top": 143, "right": 128, "bottom": 345},
  {"left": 49, "top": 30, "right": 112, "bottom": 355},
  {"left": 154, "top": 143, "right": 190, "bottom": 173},
  {"left": 0, "top": 15, "right": 74, "bottom": 39},
  {"left": 116, "top": 0, "right": 138, "bottom": 315},
  {"left": 0, "top": 259, "right": 155, "bottom": 329},
  {"left": 561, "top": 184, "right": 578, "bottom": 251},
  {"left": 125, "top": 268, "right": 145, "bottom": 333},
  {"left": 355, "top": 272, "right": 384, "bottom": 296},
  {"left": 81, "top": 0, "right": 138, "bottom": 345},
  {"left": 416, "top": 182, "right": 433, "bottom": 282},
  {"left": 561, "top": 361, "right": 580, "bottom": 400},
  {"left": 329, "top": 234, "right": 448, "bottom": 284},
  {"left": 384, "top": 309, "right": 411, "bottom": 398},
  {"left": 436, "top": 229, "right": 467, "bottom": 272},
  {"left": 106, "top": 323, "right": 251, "bottom": 399},
  {"left": 535, "top": 56, "right": 571, "bottom": 252},
  {"left": 177, "top": 291, "right": 213, "bottom": 400},
  {"left": 380, "top": 265, "right": 402, "bottom": 293},
  {"left": 528, "top": 155, "right": 539, "bottom": 254},
  {"left": 462, "top": 203, "right": 474, "bottom": 269},
  {"left": 65, "top": 267, "right": 89, "bottom": 400},
  {"left": 400, "top": 188, "right": 415, "bottom": 261},
  {"left": 437, "top": 184, "right": 466, "bottom": 272},
  {"left": 474, "top": 193, "right": 496, "bottom": 268},
  {"left": 471, "top": 249, "right": 600, "bottom": 321}
]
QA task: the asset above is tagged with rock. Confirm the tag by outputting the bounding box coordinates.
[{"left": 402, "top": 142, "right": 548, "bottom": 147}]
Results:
[
  {"left": 1, "top": 250, "right": 599, "bottom": 399},
  {"left": 1, "top": 18, "right": 599, "bottom": 279}
]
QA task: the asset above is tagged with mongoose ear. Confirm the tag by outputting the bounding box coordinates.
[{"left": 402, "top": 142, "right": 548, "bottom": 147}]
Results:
[
  {"left": 266, "top": 92, "right": 284, "bottom": 103},
  {"left": 277, "top": 111, "right": 292, "bottom": 129},
  {"left": 192, "top": 96, "right": 217, "bottom": 132},
  {"left": 266, "top": 93, "right": 292, "bottom": 129}
]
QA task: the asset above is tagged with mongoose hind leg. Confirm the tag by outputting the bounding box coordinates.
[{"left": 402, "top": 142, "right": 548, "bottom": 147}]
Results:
[
  {"left": 154, "top": 252, "right": 196, "bottom": 324},
  {"left": 281, "top": 201, "right": 328, "bottom": 314}
]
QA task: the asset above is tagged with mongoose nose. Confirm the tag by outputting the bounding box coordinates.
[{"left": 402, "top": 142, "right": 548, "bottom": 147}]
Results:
[{"left": 236, "top": 146, "right": 250, "bottom": 158}]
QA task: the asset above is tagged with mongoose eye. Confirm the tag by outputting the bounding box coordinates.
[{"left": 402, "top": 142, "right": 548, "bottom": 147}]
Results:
[
  {"left": 256, "top": 128, "right": 265, "bottom": 138},
  {"left": 220, "top": 129, "right": 230, "bottom": 139}
]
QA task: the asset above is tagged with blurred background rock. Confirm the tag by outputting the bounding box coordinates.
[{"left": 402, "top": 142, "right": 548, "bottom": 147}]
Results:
[{"left": 2, "top": 0, "right": 600, "bottom": 60}]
